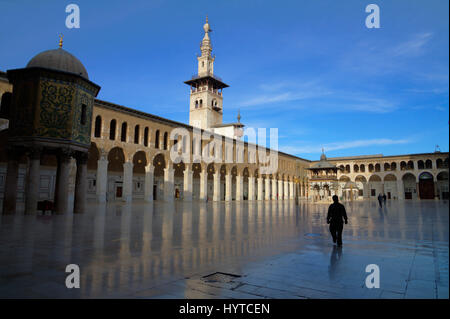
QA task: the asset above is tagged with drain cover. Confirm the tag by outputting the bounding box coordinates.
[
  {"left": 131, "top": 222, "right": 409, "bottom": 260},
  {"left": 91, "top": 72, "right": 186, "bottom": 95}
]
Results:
[{"left": 202, "top": 272, "right": 241, "bottom": 283}]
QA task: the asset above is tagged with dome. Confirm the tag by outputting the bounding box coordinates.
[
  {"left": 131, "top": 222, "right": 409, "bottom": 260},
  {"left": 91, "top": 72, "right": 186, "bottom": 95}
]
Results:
[{"left": 26, "top": 48, "right": 88, "bottom": 79}]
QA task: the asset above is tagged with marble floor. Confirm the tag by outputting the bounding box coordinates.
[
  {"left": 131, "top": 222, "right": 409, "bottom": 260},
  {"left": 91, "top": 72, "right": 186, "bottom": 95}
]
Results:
[{"left": 0, "top": 199, "right": 448, "bottom": 299}]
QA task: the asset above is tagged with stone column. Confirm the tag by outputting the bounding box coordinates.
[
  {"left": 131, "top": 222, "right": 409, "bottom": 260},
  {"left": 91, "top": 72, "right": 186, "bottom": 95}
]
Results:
[
  {"left": 248, "top": 176, "right": 255, "bottom": 200},
  {"left": 278, "top": 179, "right": 283, "bottom": 200},
  {"left": 144, "top": 165, "right": 154, "bottom": 202},
  {"left": 164, "top": 166, "right": 174, "bottom": 201},
  {"left": 199, "top": 167, "right": 207, "bottom": 201},
  {"left": 271, "top": 178, "right": 277, "bottom": 200},
  {"left": 236, "top": 174, "right": 243, "bottom": 201},
  {"left": 225, "top": 173, "right": 232, "bottom": 201},
  {"left": 284, "top": 180, "right": 289, "bottom": 199},
  {"left": 289, "top": 181, "right": 294, "bottom": 199},
  {"left": 25, "top": 148, "right": 41, "bottom": 215},
  {"left": 123, "top": 161, "right": 134, "bottom": 203},
  {"left": 183, "top": 166, "right": 193, "bottom": 201},
  {"left": 2, "top": 150, "right": 20, "bottom": 215},
  {"left": 213, "top": 171, "right": 220, "bottom": 201},
  {"left": 96, "top": 157, "right": 108, "bottom": 203},
  {"left": 257, "top": 177, "right": 263, "bottom": 200},
  {"left": 54, "top": 151, "right": 72, "bottom": 214},
  {"left": 397, "top": 179, "right": 404, "bottom": 200},
  {"left": 265, "top": 177, "right": 270, "bottom": 200},
  {"left": 74, "top": 153, "right": 88, "bottom": 214}
]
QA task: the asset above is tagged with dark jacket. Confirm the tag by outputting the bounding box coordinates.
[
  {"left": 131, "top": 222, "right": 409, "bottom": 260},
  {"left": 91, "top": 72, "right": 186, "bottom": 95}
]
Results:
[{"left": 327, "top": 202, "right": 348, "bottom": 224}]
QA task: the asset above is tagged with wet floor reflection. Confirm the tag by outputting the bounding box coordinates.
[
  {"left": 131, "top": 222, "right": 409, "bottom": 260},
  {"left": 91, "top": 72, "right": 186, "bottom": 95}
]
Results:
[{"left": 0, "top": 199, "right": 448, "bottom": 298}]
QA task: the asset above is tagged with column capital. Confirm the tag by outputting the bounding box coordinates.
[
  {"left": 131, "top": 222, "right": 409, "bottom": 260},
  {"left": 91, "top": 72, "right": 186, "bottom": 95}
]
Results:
[
  {"left": 145, "top": 164, "right": 154, "bottom": 173},
  {"left": 75, "top": 152, "right": 89, "bottom": 165},
  {"left": 58, "top": 148, "right": 73, "bottom": 162}
]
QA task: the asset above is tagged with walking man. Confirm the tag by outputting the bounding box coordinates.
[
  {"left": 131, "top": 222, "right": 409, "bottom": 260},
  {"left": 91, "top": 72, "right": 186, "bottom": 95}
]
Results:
[
  {"left": 378, "top": 193, "right": 383, "bottom": 208},
  {"left": 327, "top": 195, "right": 348, "bottom": 247}
]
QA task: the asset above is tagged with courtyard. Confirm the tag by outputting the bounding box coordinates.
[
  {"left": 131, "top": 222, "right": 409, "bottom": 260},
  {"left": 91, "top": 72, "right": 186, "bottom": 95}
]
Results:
[{"left": 0, "top": 199, "right": 448, "bottom": 299}]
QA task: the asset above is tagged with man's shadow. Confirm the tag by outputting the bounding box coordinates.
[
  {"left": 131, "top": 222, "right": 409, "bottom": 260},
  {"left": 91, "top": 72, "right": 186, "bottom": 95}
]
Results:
[{"left": 328, "top": 245, "right": 343, "bottom": 281}]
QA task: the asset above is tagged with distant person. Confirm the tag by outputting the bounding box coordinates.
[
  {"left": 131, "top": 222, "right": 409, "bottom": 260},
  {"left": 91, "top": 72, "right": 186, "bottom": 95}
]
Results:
[
  {"left": 377, "top": 193, "right": 383, "bottom": 208},
  {"left": 327, "top": 195, "right": 348, "bottom": 247},
  {"left": 383, "top": 193, "right": 387, "bottom": 203}
]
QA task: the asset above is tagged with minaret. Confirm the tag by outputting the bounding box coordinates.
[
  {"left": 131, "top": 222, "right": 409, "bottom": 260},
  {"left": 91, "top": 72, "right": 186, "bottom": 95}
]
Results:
[{"left": 185, "top": 16, "right": 229, "bottom": 130}]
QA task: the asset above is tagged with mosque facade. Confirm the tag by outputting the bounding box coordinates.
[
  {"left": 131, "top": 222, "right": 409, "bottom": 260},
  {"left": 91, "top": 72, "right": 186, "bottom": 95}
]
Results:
[{"left": 0, "top": 18, "right": 448, "bottom": 214}]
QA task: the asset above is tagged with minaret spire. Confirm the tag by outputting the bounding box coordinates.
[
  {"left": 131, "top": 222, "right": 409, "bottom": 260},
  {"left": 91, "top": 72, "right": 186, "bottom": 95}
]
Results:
[{"left": 201, "top": 15, "right": 212, "bottom": 57}]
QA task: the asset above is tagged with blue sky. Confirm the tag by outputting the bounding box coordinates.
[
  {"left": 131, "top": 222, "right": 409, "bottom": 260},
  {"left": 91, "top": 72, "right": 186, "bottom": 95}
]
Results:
[{"left": 0, "top": 0, "right": 448, "bottom": 160}]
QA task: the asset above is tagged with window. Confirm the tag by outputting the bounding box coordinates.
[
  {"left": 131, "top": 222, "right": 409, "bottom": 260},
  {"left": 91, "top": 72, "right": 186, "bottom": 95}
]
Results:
[
  {"left": 134, "top": 125, "right": 140, "bottom": 144},
  {"left": 144, "top": 127, "right": 149, "bottom": 147},
  {"left": 121, "top": 122, "right": 127, "bottom": 142},
  {"left": 109, "top": 119, "right": 116, "bottom": 140},
  {"left": 80, "top": 104, "right": 87, "bottom": 125},
  {"left": 94, "top": 115, "right": 101, "bottom": 137},
  {"left": 163, "top": 132, "right": 168, "bottom": 150},
  {"left": 155, "top": 130, "right": 160, "bottom": 148}
]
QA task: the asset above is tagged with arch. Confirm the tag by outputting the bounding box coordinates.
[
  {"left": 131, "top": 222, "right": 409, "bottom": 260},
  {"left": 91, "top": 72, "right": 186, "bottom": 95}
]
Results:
[
  {"left": 419, "top": 172, "right": 433, "bottom": 181},
  {"left": 199, "top": 99, "right": 203, "bottom": 107},
  {"left": 155, "top": 130, "right": 160, "bottom": 149},
  {"left": 407, "top": 160, "right": 414, "bottom": 170},
  {"left": 191, "top": 163, "right": 202, "bottom": 199},
  {"left": 368, "top": 174, "right": 381, "bottom": 182},
  {"left": 368, "top": 164, "right": 374, "bottom": 173},
  {"left": 417, "top": 160, "right": 425, "bottom": 170},
  {"left": 402, "top": 173, "right": 416, "bottom": 199},
  {"left": 418, "top": 172, "right": 434, "bottom": 199},
  {"left": 360, "top": 164, "right": 365, "bottom": 172},
  {"left": 374, "top": 163, "right": 381, "bottom": 172},
  {"left": 390, "top": 162, "right": 397, "bottom": 171},
  {"left": 144, "top": 127, "right": 149, "bottom": 147},
  {"left": 134, "top": 125, "right": 140, "bottom": 144},
  {"left": 425, "top": 159, "right": 432, "bottom": 169},
  {"left": 87, "top": 143, "right": 99, "bottom": 171},
  {"left": 121, "top": 122, "right": 127, "bottom": 142},
  {"left": 339, "top": 175, "right": 350, "bottom": 182},
  {"left": 195, "top": 100, "right": 199, "bottom": 108},
  {"left": 163, "top": 132, "right": 168, "bottom": 150},
  {"left": 133, "top": 151, "right": 147, "bottom": 174},
  {"left": 94, "top": 115, "right": 102, "bottom": 138},
  {"left": 384, "top": 174, "right": 397, "bottom": 181},
  {"left": 355, "top": 175, "right": 367, "bottom": 183},
  {"left": 345, "top": 165, "right": 350, "bottom": 174},
  {"left": 384, "top": 163, "right": 390, "bottom": 171},
  {"left": 437, "top": 171, "right": 449, "bottom": 200},
  {"left": 243, "top": 167, "right": 250, "bottom": 200},
  {"left": 152, "top": 153, "right": 166, "bottom": 200},
  {"left": 107, "top": 147, "right": 125, "bottom": 172},
  {"left": 353, "top": 164, "right": 359, "bottom": 173},
  {"left": 400, "top": 161, "right": 406, "bottom": 170},
  {"left": 109, "top": 119, "right": 116, "bottom": 140}
]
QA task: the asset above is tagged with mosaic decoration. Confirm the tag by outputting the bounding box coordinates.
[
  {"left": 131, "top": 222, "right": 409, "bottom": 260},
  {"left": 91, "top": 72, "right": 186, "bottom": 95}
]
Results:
[{"left": 35, "top": 79, "right": 74, "bottom": 138}]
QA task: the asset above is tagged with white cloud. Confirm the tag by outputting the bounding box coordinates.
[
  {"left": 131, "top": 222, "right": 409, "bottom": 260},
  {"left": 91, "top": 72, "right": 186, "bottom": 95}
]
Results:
[
  {"left": 280, "top": 138, "right": 411, "bottom": 155},
  {"left": 390, "top": 33, "right": 433, "bottom": 57}
]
